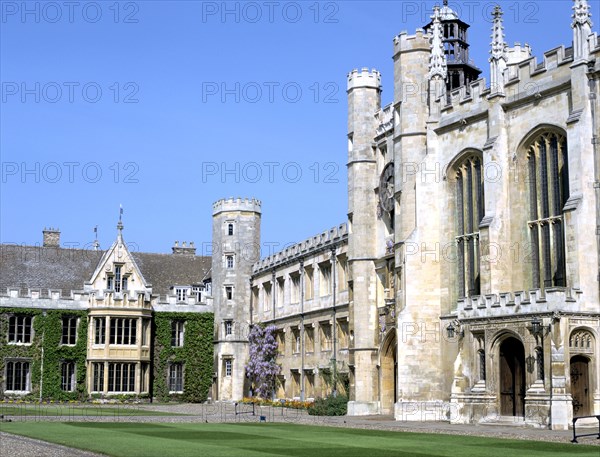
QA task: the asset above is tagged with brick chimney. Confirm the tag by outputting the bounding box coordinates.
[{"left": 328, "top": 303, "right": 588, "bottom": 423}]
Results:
[
  {"left": 43, "top": 227, "right": 60, "bottom": 247},
  {"left": 172, "top": 240, "right": 196, "bottom": 255}
]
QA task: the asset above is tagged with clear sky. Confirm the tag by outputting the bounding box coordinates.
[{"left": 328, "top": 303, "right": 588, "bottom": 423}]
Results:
[{"left": 1, "top": 0, "right": 597, "bottom": 256}]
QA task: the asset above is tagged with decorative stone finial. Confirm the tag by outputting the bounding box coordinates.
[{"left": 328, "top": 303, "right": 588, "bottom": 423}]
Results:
[
  {"left": 489, "top": 5, "right": 508, "bottom": 95},
  {"left": 572, "top": 0, "right": 593, "bottom": 62},
  {"left": 490, "top": 6, "right": 507, "bottom": 60},
  {"left": 428, "top": 6, "right": 448, "bottom": 80},
  {"left": 117, "top": 205, "right": 124, "bottom": 238},
  {"left": 572, "top": 0, "right": 593, "bottom": 28}
]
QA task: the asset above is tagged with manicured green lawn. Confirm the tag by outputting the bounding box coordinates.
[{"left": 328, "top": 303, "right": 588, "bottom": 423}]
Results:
[
  {"left": 0, "top": 404, "right": 185, "bottom": 417},
  {"left": 0, "top": 422, "right": 596, "bottom": 457}
]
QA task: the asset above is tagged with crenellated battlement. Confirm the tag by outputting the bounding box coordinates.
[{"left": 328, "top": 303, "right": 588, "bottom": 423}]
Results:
[
  {"left": 458, "top": 287, "right": 583, "bottom": 319},
  {"left": 504, "top": 45, "right": 574, "bottom": 87},
  {"left": 393, "top": 29, "right": 429, "bottom": 55},
  {"left": 375, "top": 103, "right": 394, "bottom": 137},
  {"left": 252, "top": 223, "right": 348, "bottom": 274},
  {"left": 212, "top": 197, "right": 262, "bottom": 215},
  {"left": 347, "top": 68, "right": 381, "bottom": 91},
  {"left": 431, "top": 38, "right": 594, "bottom": 118}
]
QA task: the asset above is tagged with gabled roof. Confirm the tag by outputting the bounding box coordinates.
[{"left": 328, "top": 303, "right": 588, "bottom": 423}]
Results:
[{"left": 0, "top": 244, "right": 211, "bottom": 300}]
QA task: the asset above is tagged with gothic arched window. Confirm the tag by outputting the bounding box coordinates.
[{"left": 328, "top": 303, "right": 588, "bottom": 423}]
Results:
[
  {"left": 527, "top": 131, "right": 569, "bottom": 288},
  {"left": 455, "top": 154, "right": 484, "bottom": 298}
]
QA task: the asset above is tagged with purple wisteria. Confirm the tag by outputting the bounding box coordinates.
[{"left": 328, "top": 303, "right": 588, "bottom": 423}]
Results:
[{"left": 245, "top": 324, "right": 281, "bottom": 399}]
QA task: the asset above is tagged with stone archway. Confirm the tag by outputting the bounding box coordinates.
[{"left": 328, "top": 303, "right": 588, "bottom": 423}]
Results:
[
  {"left": 499, "top": 337, "right": 525, "bottom": 417},
  {"left": 570, "top": 355, "right": 591, "bottom": 416},
  {"left": 380, "top": 330, "right": 397, "bottom": 414}
]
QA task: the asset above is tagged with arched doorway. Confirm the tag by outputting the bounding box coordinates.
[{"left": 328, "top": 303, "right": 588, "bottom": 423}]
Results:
[
  {"left": 499, "top": 337, "right": 525, "bottom": 417},
  {"left": 380, "top": 331, "right": 397, "bottom": 414},
  {"left": 570, "top": 355, "right": 591, "bottom": 416}
]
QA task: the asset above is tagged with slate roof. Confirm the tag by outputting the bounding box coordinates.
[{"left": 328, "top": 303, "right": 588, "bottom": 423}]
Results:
[{"left": 0, "top": 244, "right": 211, "bottom": 300}]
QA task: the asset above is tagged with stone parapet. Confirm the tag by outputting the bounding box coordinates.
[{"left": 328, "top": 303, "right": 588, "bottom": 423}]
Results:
[
  {"left": 252, "top": 223, "right": 348, "bottom": 274},
  {"left": 212, "top": 197, "right": 262, "bottom": 216},
  {"left": 458, "top": 287, "right": 583, "bottom": 319}
]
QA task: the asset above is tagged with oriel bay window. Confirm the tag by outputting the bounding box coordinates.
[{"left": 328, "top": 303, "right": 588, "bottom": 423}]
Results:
[
  {"left": 108, "top": 362, "right": 136, "bottom": 392},
  {"left": 109, "top": 318, "right": 137, "bottom": 345},
  {"left": 455, "top": 155, "right": 484, "bottom": 297},
  {"left": 92, "top": 362, "right": 104, "bottom": 392},
  {"left": 94, "top": 317, "right": 106, "bottom": 345},
  {"left": 527, "top": 131, "right": 569, "bottom": 288}
]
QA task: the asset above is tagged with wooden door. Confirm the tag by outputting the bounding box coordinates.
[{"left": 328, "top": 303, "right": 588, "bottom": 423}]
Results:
[
  {"left": 499, "top": 338, "right": 526, "bottom": 417},
  {"left": 571, "top": 356, "right": 590, "bottom": 416},
  {"left": 380, "top": 334, "right": 397, "bottom": 414}
]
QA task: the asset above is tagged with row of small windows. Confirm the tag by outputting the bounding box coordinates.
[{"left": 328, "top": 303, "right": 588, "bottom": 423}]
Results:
[
  {"left": 455, "top": 131, "right": 569, "bottom": 298},
  {"left": 8, "top": 316, "right": 79, "bottom": 345},
  {"left": 5, "top": 360, "right": 76, "bottom": 392},
  {"left": 251, "top": 257, "right": 349, "bottom": 311},
  {"left": 8, "top": 316, "right": 187, "bottom": 349},
  {"left": 274, "top": 320, "right": 350, "bottom": 355},
  {"left": 90, "top": 362, "right": 182, "bottom": 393},
  {"left": 93, "top": 317, "right": 151, "bottom": 346}
]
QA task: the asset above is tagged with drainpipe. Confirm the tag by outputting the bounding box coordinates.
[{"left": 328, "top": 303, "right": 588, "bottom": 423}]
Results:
[
  {"left": 588, "top": 61, "right": 600, "bottom": 301},
  {"left": 331, "top": 246, "right": 338, "bottom": 397},
  {"left": 272, "top": 270, "right": 276, "bottom": 321},
  {"left": 39, "top": 310, "right": 47, "bottom": 402},
  {"left": 300, "top": 259, "right": 305, "bottom": 402}
]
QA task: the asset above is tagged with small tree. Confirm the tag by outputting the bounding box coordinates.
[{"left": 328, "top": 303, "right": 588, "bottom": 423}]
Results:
[{"left": 245, "top": 324, "right": 280, "bottom": 399}]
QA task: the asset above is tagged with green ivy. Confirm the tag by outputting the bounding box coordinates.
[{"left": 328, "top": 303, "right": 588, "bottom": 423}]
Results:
[
  {"left": 152, "top": 312, "right": 213, "bottom": 402},
  {"left": 0, "top": 308, "right": 88, "bottom": 401}
]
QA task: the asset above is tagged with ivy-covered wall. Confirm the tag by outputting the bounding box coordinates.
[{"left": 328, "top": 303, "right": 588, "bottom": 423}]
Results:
[
  {"left": 1, "top": 308, "right": 214, "bottom": 402},
  {"left": 152, "top": 312, "right": 214, "bottom": 402},
  {"left": 0, "top": 308, "right": 88, "bottom": 401}
]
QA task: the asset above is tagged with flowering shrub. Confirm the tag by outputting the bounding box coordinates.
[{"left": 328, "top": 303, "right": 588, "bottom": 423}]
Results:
[
  {"left": 245, "top": 324, "right": 281, "bottom": 399},
  {"left": 241, "top": 397, "right": 313, "bottom": 410}
]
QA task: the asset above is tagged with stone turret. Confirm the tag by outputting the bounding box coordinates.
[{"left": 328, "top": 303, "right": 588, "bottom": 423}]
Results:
[
  {"left": 212, "top": 197, "right": 261, "bottom": 401},
  {"left": 346, "top": 68, "right": 382, "bottom": 415}
]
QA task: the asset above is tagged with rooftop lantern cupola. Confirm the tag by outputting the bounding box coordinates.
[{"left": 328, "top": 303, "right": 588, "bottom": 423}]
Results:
[{"left": 423, "top": 0, "right": 482, "bottom": 92}]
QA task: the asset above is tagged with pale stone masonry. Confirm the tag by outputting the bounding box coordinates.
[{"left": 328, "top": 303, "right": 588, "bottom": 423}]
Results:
[
  {"left": 211, "top": 1, "right": 600, "bottom": 430},
  {"left": 211, "top": 198, "right": 261, "bottom": 401},
  {"left": 1, "top": 1, "right": 598, "bottom": 432}
]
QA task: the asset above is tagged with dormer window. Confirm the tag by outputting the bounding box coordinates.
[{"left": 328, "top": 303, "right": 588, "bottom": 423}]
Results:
[{"left": 176, "top": 288, "right": 188, "bottom": 302}]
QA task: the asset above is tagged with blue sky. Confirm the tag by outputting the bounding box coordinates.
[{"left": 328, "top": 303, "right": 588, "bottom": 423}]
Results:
[{"left": 1, "top": 0, "right": 597, "bottom": 256}]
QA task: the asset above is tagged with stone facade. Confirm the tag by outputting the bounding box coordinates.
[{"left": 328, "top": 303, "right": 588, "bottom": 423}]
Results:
[
  {"left": 210, "top": 1, "right": 600, "bottom": 430},
  {"left": 0, "top": 225, "right": 213, "bottom": 400},
  {"left": 1, "top": 1, "right": 598, "bottom": 432},
  {"left": 211, "top": 198, "right": 261, "bottom": 401}
]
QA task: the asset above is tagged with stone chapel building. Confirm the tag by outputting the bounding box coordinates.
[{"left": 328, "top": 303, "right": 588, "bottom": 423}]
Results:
[{"left": 212, "top": 1, "right": 600, "bottom": 430}]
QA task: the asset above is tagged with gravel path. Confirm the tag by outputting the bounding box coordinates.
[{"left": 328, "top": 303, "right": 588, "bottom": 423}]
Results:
[{"left": 0, "top": 432, "right": 106, "bottom": 457}]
